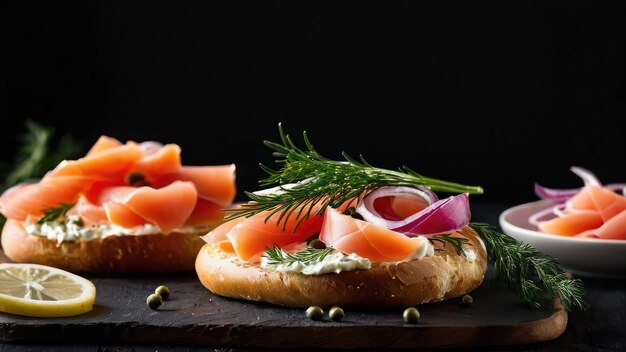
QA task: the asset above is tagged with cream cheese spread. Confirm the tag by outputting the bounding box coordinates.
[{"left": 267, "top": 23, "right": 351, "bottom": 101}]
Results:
[
  {"left": 26, "top": 215, "right": 203, "bottom": 245},
  {"left": 261, "top": 250, "right": 371, "bottom": 275}
]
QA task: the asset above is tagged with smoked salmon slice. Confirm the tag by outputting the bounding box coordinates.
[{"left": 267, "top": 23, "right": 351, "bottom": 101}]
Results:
[
  {"left": 320, "top": 207, "right": 430, "bottom": 261},
  {"left": 176, "top": 165, "right": 236, "bottom": 207},
  {"left": 592, "top": 210, "right": 626, "bottom": 240},
  {"left": 49, "top": 142, "right": 143, "bottom": 181},
  {"left": 185, "top": 198, "right": 225, "bottom": 226},
  {"left": 130, "top": 144, "right": 182, "bottom": 178},
  {"left": 202, "top": 217, "right": 245, "bottom": 244},
  {"left": 0, "top": 176, "right": 92, "bottom": 221},
  {"left": 69, "top": 196, "right": 108, "bottom": 225},
  {"left": 585, "top": 185, "right": 626, "bottom": 222},
  {"left": 100, "top": 181, "right": 198, "bottom": 233},
  {"left": 538, "top": 212, "right": 604, "bottom": 237},
  {"left": 86, "top": 136, "right": 123, "bottom": 156},
  {"left": 205, "top": 210, "right": 323, "bottom": 262},
  {"left": 104, "top": 202, "right": 147, "bottom": 229},
  {"left": 0, "top": 136, "right": 236, "bottom": 235}
]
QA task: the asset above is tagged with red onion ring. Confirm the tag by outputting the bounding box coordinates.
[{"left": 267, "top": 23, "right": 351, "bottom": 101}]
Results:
[
  {"left": 534, "top": 183, "right": 579, "bottom": 204},
  {"left": 356, "top": 187, "right": 470, "bottom": 237},
  {"left": 534, "top": 166, "right": 605, "bottom": 203},
  {"left": 570, "top": 166, "right": 601, "bottom": 186}
]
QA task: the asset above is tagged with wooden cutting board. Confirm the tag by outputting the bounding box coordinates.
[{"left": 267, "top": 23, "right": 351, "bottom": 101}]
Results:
[{"left": 0, "top": 249, "right": 566, "bottom": 349}]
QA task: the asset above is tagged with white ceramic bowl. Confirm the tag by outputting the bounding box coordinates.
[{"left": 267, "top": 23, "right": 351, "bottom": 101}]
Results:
[{"left": 499, "top": 199, "right": 626, "bottom": 279}]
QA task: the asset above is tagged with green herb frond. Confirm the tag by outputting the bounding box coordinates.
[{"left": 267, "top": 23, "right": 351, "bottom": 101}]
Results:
[
  {"left": 1, "top": 121, "right": 81, "bottom": 191},
  {"left": 37, "top": 203, "right": 75, "bottom": 224},
  {"left": 264, "top": 244, "right": 334, "bottom": 266},
  {"left": 227, "top": 123, "right": 483, "bottom": 230},
  {"left": 470, "top": 222, "right": 588, "bottom": 311},
  {"left": 429, "top": 233, "right": 469, "bottom": 256}
]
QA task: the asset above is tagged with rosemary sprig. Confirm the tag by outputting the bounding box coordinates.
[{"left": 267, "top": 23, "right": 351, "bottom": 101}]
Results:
[
  {"left": 470, "top": 222, "right": 588, "bottom": 311},
  {"left": 429, "top": 234, "right": 469, "bottom": 256},
  {"left": 264, "top": 244, "right": 334, "bottom": 266},
  {"left": 227, "top": 123, "right": 483, "bottom": 229},
  {"left": 37, "top": 203, "right": 74, "bottom": 224}
]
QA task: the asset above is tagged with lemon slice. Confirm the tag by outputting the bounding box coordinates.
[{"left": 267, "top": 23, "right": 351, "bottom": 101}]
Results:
[{"left": 0, "top": 263, "right": 96, "bottom": 317}]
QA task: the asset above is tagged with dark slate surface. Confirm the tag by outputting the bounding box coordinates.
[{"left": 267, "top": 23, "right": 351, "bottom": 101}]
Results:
[
  {"left": 1, "top": 202, "right": 624, "bottom": 351},
  {"left": 0, "top": 267, "right": 561, "bottom": 348}
]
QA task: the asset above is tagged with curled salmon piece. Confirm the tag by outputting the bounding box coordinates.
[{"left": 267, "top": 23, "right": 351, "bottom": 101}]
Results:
[
  {"left": 203, "top": 209, "right": 323, "bottom": 262},
  {"left": 49, "top": 142, "right": 143, "bottom": 181},
  {"left": 176, "top": 165, "right": 236, "bottom": 207},
  {"left": 0, "top": 176, "right": 93, "bottom": 221},
  {"left": 320, "top": 207, "right": 431, "bottom": 261},
  {"left": 99, "top": 181, "right": 198, "bottom": 234},
  {"left": 86, "top": 136, "right": 123, "bottom": 156}
]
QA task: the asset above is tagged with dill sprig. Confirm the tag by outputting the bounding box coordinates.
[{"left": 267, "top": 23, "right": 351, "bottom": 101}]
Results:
[
  {"left": 37, "top": 203, "right": 75, "bottom": 224},
  {"left": 0, "top": 121, "right": 81, "bottom": 228},
  {"left": 470, "top": 222, "right": 588, "bottom": 311},
  {"left": 429, "top": 234, "right": 469, "bottom": 256},
  {"left": 227, "top": 123, "right": 483, "bottom": 229},
  {"left": 1, "top": 121, "right": 81, "bottom": 191},
  {"left": 264, "top": 245, "right": 334, "bottom": 266}
]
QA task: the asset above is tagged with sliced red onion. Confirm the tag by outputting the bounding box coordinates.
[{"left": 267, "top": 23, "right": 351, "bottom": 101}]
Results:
[
  {"left": 570, "top": 166, "right": 601, "bottom": 186},
  {"left": 534, "top": 183, "right": 580, "bottom": 203},
  {"left": 552, "top": 204, "right": 568, "bottom": 217},
  {"left": 356, "top": 186, "right": 437, "bottom": 226},
  {"left": 357, "top": 187, "right": 470, "bottom": 237},
  {"left": 528, "top": 205, "right": 560, "bottom": 226},
  {"left": 534, "top": 167, "right": 605, "bottom": 204},
  {"left": 605, "top": 183, "right": 626, "bottom": 195}
]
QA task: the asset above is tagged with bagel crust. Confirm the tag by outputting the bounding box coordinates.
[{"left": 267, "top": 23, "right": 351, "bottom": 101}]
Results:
[
  {"left": 1, "top": 219, "right": 210, "bottom": 273},
  {"left": 196, "top": 226, "right": 488, "bottom": 307}
]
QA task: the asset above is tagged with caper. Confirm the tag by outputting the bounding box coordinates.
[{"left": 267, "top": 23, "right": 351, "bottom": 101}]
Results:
[
  {"left": 147, "top": 293, "right": 163, "bottom": 310},
  {"left": 329, "top": 306, "right": 344, "bottom": 321},
  {"left": 306, "top": 306, "right": 324, "bottom": 321},
  {"left": 461, "top": 294, "right": 473, "bottom": 306},
  {"left": 309, "top": 239, "right": 326, "bottom": 250},
  {"left": 343, "top": 207, "right": 356, "bottom": 216},
  {"left": 155, "top": 285, "right": 170, "bottom": 300},
  {"left": 126, "top": 172, "right": 146, "bottom": 186},
  {"left": 403, "top": 307, "right": 420, "bottom": 324}
]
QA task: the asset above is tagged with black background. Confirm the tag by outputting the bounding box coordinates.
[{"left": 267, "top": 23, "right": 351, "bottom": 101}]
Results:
[{"left": 3, "top": 1, "right": 625, "bottom": 204}]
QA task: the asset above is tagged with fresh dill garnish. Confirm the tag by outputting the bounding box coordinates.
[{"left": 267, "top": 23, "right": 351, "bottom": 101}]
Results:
[
  {"left": 37, "top": 203, "right": 75, "bottom": 224},
  {"left": 226, "top": 123, "right": 483, "bottom": 230},
  {"left": 470, "top": 222, "right": 588, "bottom": 311},
  {"left": 1, "top": 121, "right": 81, "bottom": 191},
  {"left": 429, "top": 234, "right": 469, "bottom": 256},
  {"left": 264, "top": 244, "right": 334, "bottom": 266}
]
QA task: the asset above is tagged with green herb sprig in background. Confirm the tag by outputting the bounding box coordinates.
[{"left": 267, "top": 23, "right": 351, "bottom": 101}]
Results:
[{"left": 0, "top": 121, "right": 81, "bottom": 227}]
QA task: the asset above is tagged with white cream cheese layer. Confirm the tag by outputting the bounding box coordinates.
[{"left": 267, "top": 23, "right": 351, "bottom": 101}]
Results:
[
  {"left": 26, "top": 215, "right": 203, "bottom": 245},
  {"left": 261, "top": 250, "right": 371, "bottom": 275}
]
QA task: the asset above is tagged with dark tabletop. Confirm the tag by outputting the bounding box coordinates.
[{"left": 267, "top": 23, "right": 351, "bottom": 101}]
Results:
[{"left": 1, "top": 202, "right": 624, "bottom": 352}]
